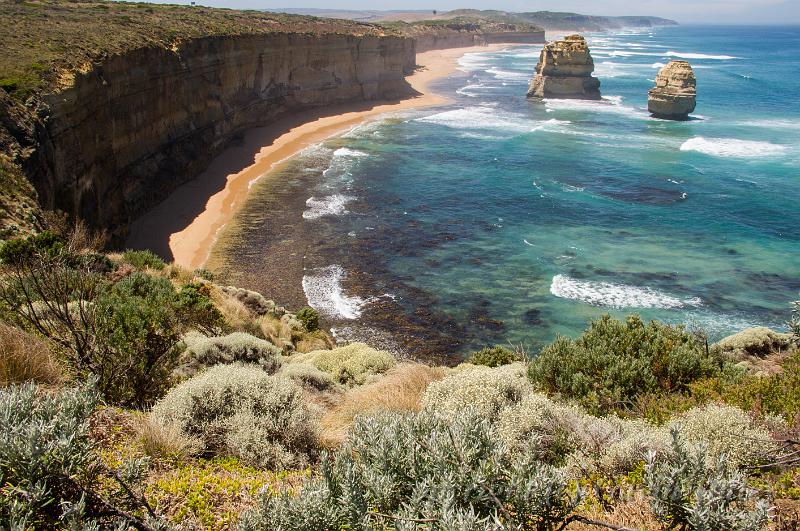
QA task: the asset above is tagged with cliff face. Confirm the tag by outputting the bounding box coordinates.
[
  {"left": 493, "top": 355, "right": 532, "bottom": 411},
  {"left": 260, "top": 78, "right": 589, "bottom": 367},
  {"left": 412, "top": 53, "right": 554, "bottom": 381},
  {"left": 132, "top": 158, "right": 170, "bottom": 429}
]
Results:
[
  {"left": 527, "top": 35, "right": 601, "bottom": 100},
  {"left": 648, "top": 60, "right": 696, "bottom": 120},
  {"left": 23, "top": 34, "right": 415, "bottom": 243},
  {"left": 414, "top": 30, "right": 545, "bottom": 53}
]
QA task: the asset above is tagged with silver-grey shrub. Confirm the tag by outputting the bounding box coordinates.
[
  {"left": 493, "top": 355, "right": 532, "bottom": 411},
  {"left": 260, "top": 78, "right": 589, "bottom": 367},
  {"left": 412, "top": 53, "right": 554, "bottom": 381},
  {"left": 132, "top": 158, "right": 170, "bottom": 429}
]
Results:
[
  {"left": 151, "top": 364, "right": 318, "bottom": 469},
  {"left": 0, "top": 381, "right": 99, "bottom": 527},
  {"left": 239, "top": 409, "right": 580, "bottom": 530},
  {"left": 645, "top": 431, "right": 770, "bottom": 531},
  {"left": 176, "top": 332, "right": 282, "bottom": 378}
]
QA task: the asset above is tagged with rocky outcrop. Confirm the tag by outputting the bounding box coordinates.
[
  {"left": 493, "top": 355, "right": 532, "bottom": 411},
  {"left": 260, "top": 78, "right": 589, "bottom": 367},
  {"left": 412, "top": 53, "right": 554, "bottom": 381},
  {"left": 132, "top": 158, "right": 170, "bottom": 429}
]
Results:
[
  {"left": 648, "top": 60, "right": 696, "bottom": 120},
  {"left": 526, "top": 35, "right": 601, "bottom": 100},
  {"left": 19, "top": 34, "right": 414, "bottom": 244}
]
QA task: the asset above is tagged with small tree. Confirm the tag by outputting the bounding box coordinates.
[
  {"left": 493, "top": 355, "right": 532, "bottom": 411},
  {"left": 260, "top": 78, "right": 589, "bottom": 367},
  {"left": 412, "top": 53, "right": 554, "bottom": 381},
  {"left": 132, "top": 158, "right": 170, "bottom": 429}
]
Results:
[{"left": 790, "top": 299, "right": 800, "bottom": 342}]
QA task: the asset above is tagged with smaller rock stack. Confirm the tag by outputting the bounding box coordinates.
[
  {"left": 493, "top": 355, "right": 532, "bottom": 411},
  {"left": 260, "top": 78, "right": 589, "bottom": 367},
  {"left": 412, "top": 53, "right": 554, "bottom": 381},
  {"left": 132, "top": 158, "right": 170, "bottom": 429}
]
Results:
[
  {"left": 526, "top": 34, "right": 601, "bottom": 100},
  {"left": 648, "top": 60, "right": 697, "bottom": 120}
]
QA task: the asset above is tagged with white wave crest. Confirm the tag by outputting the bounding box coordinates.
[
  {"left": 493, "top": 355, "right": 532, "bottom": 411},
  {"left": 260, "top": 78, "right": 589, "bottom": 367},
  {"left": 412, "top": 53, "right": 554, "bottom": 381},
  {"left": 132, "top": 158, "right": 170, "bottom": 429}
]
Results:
[
  {"left": 417, "top": 106, "right": 564, "bottom": 135},
  {"left": 666, "top": 51, "right": 739, "bottom": 60},
  {"left": 486, "top": 67, "right": 530, "bottom": 80},
  {"left": 302, "top": 265, "right": 366, "bottom": 319},
  {"left": 680, "top": 137, "right": 786, "bottom": 158},
  {"left": 550, "top": 274, "right": 702, "bottom": 309},
  {"left": 651, "top": 62, "right": 666, "bottom": 69},
  {"left": 302, "top": 194, "right": 355, "bottom": 219},
  {"left": 544, "top": 96, "right": 646, "bottom": 119}
]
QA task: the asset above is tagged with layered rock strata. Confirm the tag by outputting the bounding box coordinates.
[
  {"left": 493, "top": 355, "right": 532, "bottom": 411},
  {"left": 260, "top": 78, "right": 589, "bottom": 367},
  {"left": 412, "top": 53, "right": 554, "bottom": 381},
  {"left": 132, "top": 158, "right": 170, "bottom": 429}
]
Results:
[
  {"left": 648, "top": 60, "right": 697, "bottom": 120},
  {"left": 17, "top": 34, "right": 415, "bottom": 244},
  {"left": 526, "top": 35, "right": 601, "bottom": 100}
]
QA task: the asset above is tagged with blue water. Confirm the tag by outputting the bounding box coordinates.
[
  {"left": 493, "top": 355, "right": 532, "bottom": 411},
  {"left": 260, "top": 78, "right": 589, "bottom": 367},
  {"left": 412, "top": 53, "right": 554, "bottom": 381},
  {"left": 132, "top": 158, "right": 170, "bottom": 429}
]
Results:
[{"left": 218, "top": 25, "right": 800, "bottom": 359}]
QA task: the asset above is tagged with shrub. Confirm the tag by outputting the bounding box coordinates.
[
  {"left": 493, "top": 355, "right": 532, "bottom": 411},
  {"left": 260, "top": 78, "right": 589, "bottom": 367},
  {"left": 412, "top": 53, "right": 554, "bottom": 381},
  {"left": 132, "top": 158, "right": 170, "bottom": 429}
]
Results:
[
  {"left": 0, "top": 381, "right": 98, "bottom": 527},
  {"left": 177, "top": 331, "right": 281, "bottom": 378},
  {"left": 790, "top": 300, "right": 800, "bottom": 341},
  {"left": 667, "top": 403, "right": 780, "bottom": 471},
  {"left": 176, "top": 281, "right": 225, "bottom": 335},
  {"left": 0, "top": 230, "right": 63, "bottom": 264},
  {"left": 497, "top": 392, "right": 669, "bottom": 478},
  {"left": 716, "top": 326, "right": 794, "bottom": 359},
  {"left": 320, "top": 362, "right": 446, "bottom": 446},
  {"left": 467, "top": 345, "right": 523, "bottom": 367},
  {"left": 0, "top": 322, "right": 64, "bottom": 387},
  {"left": 150, "top": 364, "right": 318, "bottom": 469},
  {"left": 221, "top": 285, "right": 281, "bottom": 316},
  {"left": 296, "top": 306, "right": 320, "bottom": 332},
  {"left": 240, "top": 409, "right": 581, "bottom": 530},
  {"left": 93, "top": 272, "right": 184, "bottom": 407},
  {"left": 122, "top": 249, "right": 165, "bottom": 270},
  {"left": 422, "top": 362, "right": 531, "bottom": 417},
  {"left": 645, "top": 431, "right": 770, "bottom": 530},
  {"left": 288, "top": 343, "right": 396, "bottom": 386},
  {"left": 528, "top": 315, "right": 723, "bottom": 415},
  {"left": 0, "top": 380, "right": 160, "bottom": 528},
  {"left": 278, "top": 362, "right": 339, "bottom": 392},
  {"left": 194, "top": 268, "right": 215, "bottom": 281}
]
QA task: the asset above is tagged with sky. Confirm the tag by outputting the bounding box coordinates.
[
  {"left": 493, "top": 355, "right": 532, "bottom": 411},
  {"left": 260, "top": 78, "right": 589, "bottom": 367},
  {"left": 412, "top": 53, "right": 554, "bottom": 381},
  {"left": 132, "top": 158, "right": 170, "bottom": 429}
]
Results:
[{"left": 168, "top": 0, "right": 800, "bottom": 24}]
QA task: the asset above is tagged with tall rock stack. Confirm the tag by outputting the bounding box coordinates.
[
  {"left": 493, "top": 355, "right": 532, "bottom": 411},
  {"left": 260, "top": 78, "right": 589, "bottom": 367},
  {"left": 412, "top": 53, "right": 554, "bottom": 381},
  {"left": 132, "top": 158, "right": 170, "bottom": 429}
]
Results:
[
  {"left": 526, "top": 35, "right": 601, "bottom": 100},
  {"left": 648, "top": 60, "right": 697, "bottom": 120}
]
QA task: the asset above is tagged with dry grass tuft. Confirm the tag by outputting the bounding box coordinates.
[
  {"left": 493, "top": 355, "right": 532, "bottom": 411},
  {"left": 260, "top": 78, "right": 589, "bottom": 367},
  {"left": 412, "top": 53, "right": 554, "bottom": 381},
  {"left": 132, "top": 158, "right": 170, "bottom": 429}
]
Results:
[
  {"left": 135, "top": 415, "right": 199, "bottom": 462},
  {"left": 570, "top": 492, "right": 660, "bottom": 530},
  {"left": 0, "top": 323, "right": 64, "bottom": 387},
  {"left": 320, "top": 362, "right": 447, "bottom": 447}
]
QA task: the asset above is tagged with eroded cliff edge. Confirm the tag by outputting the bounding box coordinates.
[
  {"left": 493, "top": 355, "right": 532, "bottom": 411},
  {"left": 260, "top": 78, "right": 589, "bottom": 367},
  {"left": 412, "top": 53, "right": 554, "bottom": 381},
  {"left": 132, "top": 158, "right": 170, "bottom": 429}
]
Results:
[{"left": 36, "top": 34, "right": 414, "bottom": 244}]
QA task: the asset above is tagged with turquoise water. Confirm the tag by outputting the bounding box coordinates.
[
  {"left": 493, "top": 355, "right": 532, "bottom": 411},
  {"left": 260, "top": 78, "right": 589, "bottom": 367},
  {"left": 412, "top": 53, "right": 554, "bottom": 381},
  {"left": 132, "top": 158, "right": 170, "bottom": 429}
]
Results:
[{"left": 228, "top": 26, "right": 800, "bottom": 358}]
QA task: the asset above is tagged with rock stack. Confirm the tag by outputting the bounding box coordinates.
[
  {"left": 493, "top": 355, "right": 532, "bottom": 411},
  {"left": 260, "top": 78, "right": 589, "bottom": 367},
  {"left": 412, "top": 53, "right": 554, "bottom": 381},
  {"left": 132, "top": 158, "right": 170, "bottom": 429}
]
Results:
[
  {"left": 526, "top": 35, "right": 601, "bottom": 100},
  {"left": 648, "top": 60, "right": 697, "bottom": 120}
]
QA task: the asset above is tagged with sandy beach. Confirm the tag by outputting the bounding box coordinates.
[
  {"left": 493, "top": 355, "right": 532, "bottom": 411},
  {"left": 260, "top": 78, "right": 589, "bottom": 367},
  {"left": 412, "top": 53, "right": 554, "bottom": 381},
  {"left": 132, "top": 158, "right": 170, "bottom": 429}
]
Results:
[{"left": 126, "top": 43, "right": 523, "bottom": 270}]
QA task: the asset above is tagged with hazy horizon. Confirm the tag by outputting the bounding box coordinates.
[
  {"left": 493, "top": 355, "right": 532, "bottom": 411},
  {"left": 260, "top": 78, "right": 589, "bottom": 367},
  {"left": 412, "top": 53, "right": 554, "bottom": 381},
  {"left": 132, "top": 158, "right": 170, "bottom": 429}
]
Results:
[{"left": 136, "top": 0, "right": 800, "bottom": 25}]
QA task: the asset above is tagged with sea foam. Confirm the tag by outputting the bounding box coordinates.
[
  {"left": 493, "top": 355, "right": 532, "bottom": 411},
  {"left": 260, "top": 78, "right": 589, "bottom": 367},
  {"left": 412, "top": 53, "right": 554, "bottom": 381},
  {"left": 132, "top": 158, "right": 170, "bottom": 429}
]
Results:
[
  {"left": 302, "top": 194, "right": 355, "bottom": 219},
  {"left": 680, "top": 137, "right": 786, "bottom": 158},
  {"left": 550, "top": 274, "right": 702, "bottom": 309},
  {"left": 302, "top": 265, "right": 366, "bottom": 319},
  {"left": 666, "top": 51, "right": 739, "bottom": 60}
]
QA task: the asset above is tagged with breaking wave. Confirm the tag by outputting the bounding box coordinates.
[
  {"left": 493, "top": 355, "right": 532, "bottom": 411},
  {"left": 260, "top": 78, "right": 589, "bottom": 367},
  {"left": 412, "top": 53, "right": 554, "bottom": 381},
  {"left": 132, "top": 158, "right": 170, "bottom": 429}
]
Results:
[
  {"left": 302, "top": 194, "right": 355, "bottom": 219},
  {"left": 666, "top": 51, "right": 739, "bottom": 60},
  {"left": 680, "top": 137, "right": 786, "bottom": 158},
  {"left": 302, "top": 265, "right": 366, "bottom": 320},
  {"left": 550, "top": 274, "right": 702, "bottom": 309}
]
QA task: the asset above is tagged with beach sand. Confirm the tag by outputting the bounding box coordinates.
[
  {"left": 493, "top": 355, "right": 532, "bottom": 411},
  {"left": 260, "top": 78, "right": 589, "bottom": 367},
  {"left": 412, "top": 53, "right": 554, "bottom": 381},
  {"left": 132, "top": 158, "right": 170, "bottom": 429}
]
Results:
[{"left": 126, "top": 44, "right": 523, "bottom": 270}]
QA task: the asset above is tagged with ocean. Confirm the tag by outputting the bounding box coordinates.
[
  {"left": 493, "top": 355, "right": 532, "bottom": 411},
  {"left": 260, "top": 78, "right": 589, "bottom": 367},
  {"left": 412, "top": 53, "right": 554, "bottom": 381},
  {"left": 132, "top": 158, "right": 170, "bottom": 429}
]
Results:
[{"left": 211, "top": 25, "right": 800, "bottom": 360}]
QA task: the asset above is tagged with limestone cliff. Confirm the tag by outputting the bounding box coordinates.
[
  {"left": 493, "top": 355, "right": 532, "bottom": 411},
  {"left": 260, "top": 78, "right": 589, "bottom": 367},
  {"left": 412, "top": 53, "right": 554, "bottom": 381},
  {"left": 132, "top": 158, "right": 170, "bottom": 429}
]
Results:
[
  {"left": 648, "top": 60, "right": 696, "bottom": 120},
  {"left": 526, "top": 35, "right": 601, "bottom": 100},
  {"left": 0, "top": 1, "right": 416, "bottom": 243}
]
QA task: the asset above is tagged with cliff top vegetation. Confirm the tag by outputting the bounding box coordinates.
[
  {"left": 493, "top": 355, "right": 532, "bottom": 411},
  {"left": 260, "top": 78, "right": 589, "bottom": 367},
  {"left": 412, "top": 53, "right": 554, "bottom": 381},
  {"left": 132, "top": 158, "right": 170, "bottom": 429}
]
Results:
[
  {"left": 0, "top": 0, "right": 395, "bottom": 101},
  {"left": 382, "top": 15, "right": 544, "bottom": 36}
]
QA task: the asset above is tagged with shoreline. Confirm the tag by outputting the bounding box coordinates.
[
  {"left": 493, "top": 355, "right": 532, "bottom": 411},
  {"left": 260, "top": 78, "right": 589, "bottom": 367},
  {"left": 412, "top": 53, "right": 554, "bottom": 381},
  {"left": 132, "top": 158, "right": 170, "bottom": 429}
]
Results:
[{"left": 127, "top": 43, "right": 526, "bottom": 270}]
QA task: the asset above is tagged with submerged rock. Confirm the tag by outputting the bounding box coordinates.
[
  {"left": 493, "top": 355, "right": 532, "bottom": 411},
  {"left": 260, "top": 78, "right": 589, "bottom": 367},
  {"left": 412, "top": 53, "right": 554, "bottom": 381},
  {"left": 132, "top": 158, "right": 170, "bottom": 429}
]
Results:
[
  {"left": 648, "top": 60, "right": 697, "bottom": 120},
  {"left": 526, "top": 34, "right": 601, "bottom": 100}
]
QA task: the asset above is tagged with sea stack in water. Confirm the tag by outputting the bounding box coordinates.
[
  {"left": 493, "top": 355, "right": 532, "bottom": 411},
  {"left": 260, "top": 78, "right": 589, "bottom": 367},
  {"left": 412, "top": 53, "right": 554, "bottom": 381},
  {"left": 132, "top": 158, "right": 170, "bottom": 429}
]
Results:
[
  {"left": 526, "top": 35, "right": 601, "bottom": 100},
  {"left": 648, "top": 60, "right": 697, "bottom": 120}
]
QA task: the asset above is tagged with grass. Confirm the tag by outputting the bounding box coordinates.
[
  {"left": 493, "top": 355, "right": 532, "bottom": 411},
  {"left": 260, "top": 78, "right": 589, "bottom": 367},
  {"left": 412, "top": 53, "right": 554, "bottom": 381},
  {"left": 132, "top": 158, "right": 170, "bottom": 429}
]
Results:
[
  {"left": 320, "top": 362, "right": 446, "bottom": 446},
  {"left": 0, "top": 322, "right": 64, "bottom": 387}
]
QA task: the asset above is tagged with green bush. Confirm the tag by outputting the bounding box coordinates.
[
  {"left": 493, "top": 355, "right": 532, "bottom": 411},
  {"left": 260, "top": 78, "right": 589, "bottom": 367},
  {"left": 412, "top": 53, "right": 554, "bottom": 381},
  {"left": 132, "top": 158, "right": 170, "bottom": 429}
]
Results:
[
  {"left": 716, "top": 326, "right": 794, "bottom": 359},
  {"left": 151, "top": 364, "right": 318, "bottom": 469},
  {"left": 177, "top": 331, "right": 282, "bottom": 378},
  {"left": 176, "top": 281, "right": 225, "bottom": 335},
  {"left": 467, "top": 345, "right": 523, "bottom": 367},
  {"left": 0, "top": 230, "right": 63, "bottom": 264},
  {"left": 296, "top": 306, "right": 320, "bottom": 332},
  {"left": 93, "top": 272, "right": 184, "bottom": 407},
  {"left": 645, "top": 431, "right": 770, "bottom": 530},
  {"left": 288, "top": 343, "right": 396, "bottom": 387},
  {"left": 528, "top": 315, "right": 723, "bottom": 415},
  {"left": 278, "top": 362, "right": 339, "bottom": 392},
  {"left": 239, "top": 409, "right": 580, "bottom": 530},
  {"left": 422, "top": 363, "right": 531, "bottom": 417},
  {"left": 122, "top": 249, "right": 165, "bottom": 271},
  {"left": 790, "top": 300, "right": 800, "bottom": 341}
]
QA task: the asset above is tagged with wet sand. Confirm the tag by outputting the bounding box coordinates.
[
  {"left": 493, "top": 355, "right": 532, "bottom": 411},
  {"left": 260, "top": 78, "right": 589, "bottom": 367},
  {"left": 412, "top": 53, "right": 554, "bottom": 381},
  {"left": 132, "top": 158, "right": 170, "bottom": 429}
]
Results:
[{"left": 126, "top": 44, "right": 521, "bottom": 269}]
